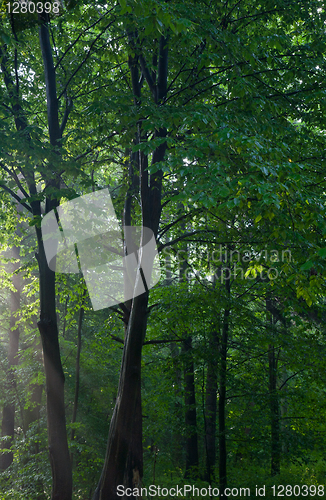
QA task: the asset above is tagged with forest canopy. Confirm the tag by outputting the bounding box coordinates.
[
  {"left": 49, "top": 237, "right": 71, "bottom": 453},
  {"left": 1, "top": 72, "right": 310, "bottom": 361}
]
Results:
[{"left": 0, "top": 0, "right": 326, "bottom": 499}]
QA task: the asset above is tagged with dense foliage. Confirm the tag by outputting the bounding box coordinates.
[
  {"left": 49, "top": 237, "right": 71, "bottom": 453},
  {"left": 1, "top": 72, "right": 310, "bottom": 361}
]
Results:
[{"left": 0, "top": 0, "right": 326, "bottom": 499}]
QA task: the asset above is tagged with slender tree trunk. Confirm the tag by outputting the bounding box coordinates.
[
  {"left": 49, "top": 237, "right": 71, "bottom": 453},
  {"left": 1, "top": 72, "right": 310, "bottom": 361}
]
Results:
[
  {"left": 266, "top": 299, "right": 281, "bottom": 476},
  {"left": 0, "top": 245, "right": 20, "bottom": 471},
  {"left": 280, "top": 369, "right": 288, "bottom": 456},
  {"left": 183, "top": 336, "right": 199, "bottom": 478},
  {"left": 0, "top": 406, "right": 15, "bottom": 471},
  {"left": 36, "top": 229, "right": 72, "bottom": 500},
  {"left": 23, "top": 318, "right": 44, "bottom": 435},
  {"left": 205, "top": 329, "right": 218, "bottom": 483},
  {"left": 170, "top": 342, "right": 183, "bottom": 465},
  {"left": 219, "top": 277, "right": 230, "bottom": 498},
  {"left": 70, "top": 294, "right": 85, "bottom": 463},
  {"left": 22, "top": 321, "right": 46, "bottom": 500},
  {"left": 36, "top": 16, "right": 73, "bottom": 499},
  {"left": 269, "top": 344, "right": 280, "bottom": 476},
  {"left": 0, "top": 14, "right": 72, "bottom": 498}
]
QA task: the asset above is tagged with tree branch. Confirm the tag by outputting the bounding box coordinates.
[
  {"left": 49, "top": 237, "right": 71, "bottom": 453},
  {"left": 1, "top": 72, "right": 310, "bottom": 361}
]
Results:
[
  {"left": 158, "top": 229, "right": 217, "bottom": 252},
  {"left": 54, "top": 7, "right": 117, "bottom": 69},
  {"left": 0, "top": 163, "right": 29, "bottom": 200},
  {"left": 58, "top": 19, "right": 117, "bottom": 101},
  {"left": 60, "top": 95, "right": 73, "bottom": 135},
  {"left": 139, "top": 54, "right": 155, "bottom": 97},
  {"left": 158, "top": 209, "right": 202, "bottom": 238},
  {"left": 0, "top": 183, "right": 32, "bottom": 213},
  {"left": 39, "top": 15, "right": 61, "bottom": 146}
]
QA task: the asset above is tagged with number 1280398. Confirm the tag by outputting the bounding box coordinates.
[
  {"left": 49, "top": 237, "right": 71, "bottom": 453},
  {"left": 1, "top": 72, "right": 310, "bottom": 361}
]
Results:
[
  {"left": 271, "top": 484, "right": 324, "bottom": 496},
  {"left": 7, "top": 2, "right": 60, "bottom": 13}
]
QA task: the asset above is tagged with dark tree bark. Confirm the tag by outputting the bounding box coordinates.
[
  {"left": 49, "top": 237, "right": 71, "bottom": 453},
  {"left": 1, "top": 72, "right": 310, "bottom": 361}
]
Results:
[
  {"left": 183, "top": 336, "right": 199, "bottom": 479},
  {"left": 204, "top": 328, "right": 219, "bottom": 483},
  {"left": 123, "top": 379, "right": 143, "bottom": 493},
  {"left": 266, "top": 298, "right": 281, "bottom": 476},
  {"left": 0, "top": 245, "right": 20, "bottom": 471},
  {"left": 0, "top": 406, "right": 15, "bottom": 471},
  {"left": 70, "top": 293, "right": 85, "bottom": 464},
  {"left": 93, "top": 33, "right": 168, "bottom": 500},
  {"left": 33, "top": 16, "right": 72, "bottom": 500},
  {"left": 93, "top": 291, "right": 150, "bottom": 500},
  {"left": 269, "top": 343, "right": 280, "bottom": 476},
  {"left": 219, "top": 277, "right": 230, "bottom": 498},
  {"left": 170, "top": 342, "right": 183, "bottom": 465},
  {"left": 266, "top": 298, "right": 282, "bottom": 476},
  {"left": 36, "top": 228, "right": 72, "bottom": 500},
  {"left": 121, "top": 147, "right": 144, "bottom": 498}
]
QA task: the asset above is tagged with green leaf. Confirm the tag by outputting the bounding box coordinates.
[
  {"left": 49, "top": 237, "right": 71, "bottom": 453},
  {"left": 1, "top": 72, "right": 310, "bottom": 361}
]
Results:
[
  {"left": 317, "top": 248, "right": 326, "bottom": 258},
  {"left": 300, "top": 261, "right": 314, "bottom": 271}
]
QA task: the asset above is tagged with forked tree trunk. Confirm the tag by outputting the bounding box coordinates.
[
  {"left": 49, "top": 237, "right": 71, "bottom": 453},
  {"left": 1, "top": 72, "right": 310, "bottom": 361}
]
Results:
[{"left": 93, "top": 31, "right": 168, "bottom": 499}]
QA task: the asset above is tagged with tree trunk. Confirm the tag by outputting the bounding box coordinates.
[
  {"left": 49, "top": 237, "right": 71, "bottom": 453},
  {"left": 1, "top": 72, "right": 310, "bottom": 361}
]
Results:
[
  {"left": 183, "top": 336, "right": 199, "bottom": 479},
  {"left": 0, "top": 245, "right": 20, "bottom": 471},
  {"left": 0, "top": 13, "right": 72, "bottom": 498},
  {"left": 93, "top": 31, "right": 168, "bottom": 500},
  {"left": 70, "top": 293, "right": 85, "bottom": 464},
  {"left": 0, "top": 405, "right": 15, "bottom": 471},
  {"left": 170, "top": 342, "right": 183, "bottom": 466},
  {"left": 219, "top": 277, "right": 230, "bottom": 498},
  {"left": 23, "top": 317, "right": 44, "bottom": 436},
  {"left": 36, "top": 229, "right": 72, "bottom": 500},
  {"left": 269, "top": 344, "right": 280, "bottom": 476},
  {"left": 205, "top": 329, "right": 218, "bottom": 483},
  {"left": 119, "top": 146, "right": 144, "bottom": 498},
  {"left": 93, "top": 290, "right": 149, "bottom": 500},
  {"left": 35, "top": 16, "right": 73, "bottom": 499},
  {"left": 266, "top": 299, "right": 281, "bottom": 476},
  {"left": 124, "top": 378, "right": 143, "bottom": 493}
]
